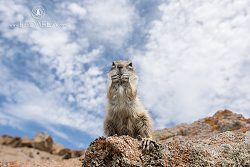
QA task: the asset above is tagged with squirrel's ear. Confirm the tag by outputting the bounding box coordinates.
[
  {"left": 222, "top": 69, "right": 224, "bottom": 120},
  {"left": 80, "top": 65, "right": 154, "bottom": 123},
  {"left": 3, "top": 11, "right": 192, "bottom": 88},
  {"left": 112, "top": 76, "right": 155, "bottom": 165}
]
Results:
[
  {"left": 128, "top": 62, "right": 133, "bottom": 67},
  {"left": 111, "top": 61, "right": 116, "bottom": 69}
]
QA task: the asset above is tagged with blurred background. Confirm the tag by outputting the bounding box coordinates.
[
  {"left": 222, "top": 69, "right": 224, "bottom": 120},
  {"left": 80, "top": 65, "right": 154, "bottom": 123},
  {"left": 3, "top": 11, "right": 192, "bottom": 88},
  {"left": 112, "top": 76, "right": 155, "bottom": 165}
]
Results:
[{"left": 0, "top": 0, "right": 249, "bottom": 149}]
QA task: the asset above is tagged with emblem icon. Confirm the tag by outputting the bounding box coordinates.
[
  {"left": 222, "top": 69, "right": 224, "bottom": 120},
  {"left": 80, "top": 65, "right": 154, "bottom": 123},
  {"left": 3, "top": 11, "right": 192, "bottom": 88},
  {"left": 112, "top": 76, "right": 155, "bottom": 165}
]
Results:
[{"left": 31, "top": 6, "right": 45, "bottom": 19}]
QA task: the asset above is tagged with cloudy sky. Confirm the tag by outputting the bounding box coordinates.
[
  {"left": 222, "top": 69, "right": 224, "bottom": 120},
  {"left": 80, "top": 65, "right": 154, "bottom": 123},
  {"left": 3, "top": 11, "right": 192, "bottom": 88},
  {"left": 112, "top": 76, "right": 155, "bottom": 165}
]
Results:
[{"left": 0, "top": 0, "right": 249, "bottom": 149}]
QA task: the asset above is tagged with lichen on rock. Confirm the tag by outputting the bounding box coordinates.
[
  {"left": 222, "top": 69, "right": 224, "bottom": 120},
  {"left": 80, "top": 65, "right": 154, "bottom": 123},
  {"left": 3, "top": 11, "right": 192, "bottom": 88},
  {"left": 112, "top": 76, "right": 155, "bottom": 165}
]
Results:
[{"left": 82, "top": 135, "right": 166, "bottom": 167}]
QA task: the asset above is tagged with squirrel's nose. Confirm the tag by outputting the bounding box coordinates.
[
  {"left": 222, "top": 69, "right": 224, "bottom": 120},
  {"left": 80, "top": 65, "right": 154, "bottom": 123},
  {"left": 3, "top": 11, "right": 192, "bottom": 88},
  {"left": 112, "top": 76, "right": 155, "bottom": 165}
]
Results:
[{"left": 117, "top": 64, "right": 123, "bottom": 69}]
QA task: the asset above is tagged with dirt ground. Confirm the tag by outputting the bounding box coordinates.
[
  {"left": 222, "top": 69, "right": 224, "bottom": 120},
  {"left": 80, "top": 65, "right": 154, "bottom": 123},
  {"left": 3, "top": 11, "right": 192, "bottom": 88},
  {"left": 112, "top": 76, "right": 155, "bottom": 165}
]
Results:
[{"left": 0, "top": 145, "right": 82, "bottom": 167}]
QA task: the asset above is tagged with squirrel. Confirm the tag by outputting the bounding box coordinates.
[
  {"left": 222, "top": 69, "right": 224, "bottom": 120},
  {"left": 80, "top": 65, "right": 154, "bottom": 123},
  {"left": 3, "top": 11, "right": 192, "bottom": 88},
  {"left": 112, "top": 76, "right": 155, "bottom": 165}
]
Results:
[{"left": 104, "top": 60, "right": 153, "bottom": 143}]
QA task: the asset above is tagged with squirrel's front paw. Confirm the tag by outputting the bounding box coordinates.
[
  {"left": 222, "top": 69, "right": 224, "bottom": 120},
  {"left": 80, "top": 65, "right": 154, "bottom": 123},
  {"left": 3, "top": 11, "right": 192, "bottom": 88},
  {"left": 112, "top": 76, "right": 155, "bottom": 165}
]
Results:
[
  {"left": 111, "top": 74, "right": 120, "bottom": 83},
  {"left": 121, "top": 74, "right": 129, "bottom": 82},
  {"left": 141, "top": 138, "right": 158, "bottom": 151}
]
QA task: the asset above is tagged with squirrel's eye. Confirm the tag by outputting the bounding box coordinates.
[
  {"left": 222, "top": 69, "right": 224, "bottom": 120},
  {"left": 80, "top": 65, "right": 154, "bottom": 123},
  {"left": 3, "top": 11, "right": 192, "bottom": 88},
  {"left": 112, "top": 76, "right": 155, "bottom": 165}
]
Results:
[{"left": 128, "top": 62, "right": 133, "bottom": 67}]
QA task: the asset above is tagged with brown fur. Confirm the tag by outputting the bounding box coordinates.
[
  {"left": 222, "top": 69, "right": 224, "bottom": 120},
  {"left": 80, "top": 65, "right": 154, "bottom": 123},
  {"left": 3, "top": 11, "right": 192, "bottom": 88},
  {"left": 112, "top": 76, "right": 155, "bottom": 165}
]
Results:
[{"left": 104, "top": 60, "right": 153, "bottom": 138}]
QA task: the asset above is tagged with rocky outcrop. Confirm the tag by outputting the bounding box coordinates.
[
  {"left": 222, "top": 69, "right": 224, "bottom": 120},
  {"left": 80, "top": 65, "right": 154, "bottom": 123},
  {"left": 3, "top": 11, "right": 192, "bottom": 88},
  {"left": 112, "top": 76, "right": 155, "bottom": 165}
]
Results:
[
  {"left": 0, "top": 135, "right": 22, "bottom": 147},
  {"left": 0, "top": 133, "right": 85, "bottom": 160},
  {"left": 52, "top": 143, "right": 71, "bottom": 156},
  {"left": 163, "top": 130, "right": 250, "bottom": 166},
  {"left": 153, "top": 109, "right": 250, "bottom": 142},
  {"left": 83, "top": 110, "right": 250, "bottom": 167},
  {"left": 21, "top": 136, "right": 33, "bottom": 147},
  {"left": 82, "top": 136, "right": 166, "bottom": 167},
  {"left": 32, "top": 132, "right": 53, "bottom": 153}
]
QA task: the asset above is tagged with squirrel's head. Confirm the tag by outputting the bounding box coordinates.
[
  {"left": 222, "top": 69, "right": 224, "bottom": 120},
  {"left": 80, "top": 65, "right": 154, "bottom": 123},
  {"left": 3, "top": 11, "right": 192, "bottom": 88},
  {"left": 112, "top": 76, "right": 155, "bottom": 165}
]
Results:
[{"left": 108, "top": 60, "right": 138, "bottom": 86}]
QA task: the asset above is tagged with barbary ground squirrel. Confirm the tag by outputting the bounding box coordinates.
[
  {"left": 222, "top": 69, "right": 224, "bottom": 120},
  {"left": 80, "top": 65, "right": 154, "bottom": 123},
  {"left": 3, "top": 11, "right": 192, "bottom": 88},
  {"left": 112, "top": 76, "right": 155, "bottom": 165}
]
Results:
[{"left": 104, "top": 60, "right": 155, "bottom": 148}]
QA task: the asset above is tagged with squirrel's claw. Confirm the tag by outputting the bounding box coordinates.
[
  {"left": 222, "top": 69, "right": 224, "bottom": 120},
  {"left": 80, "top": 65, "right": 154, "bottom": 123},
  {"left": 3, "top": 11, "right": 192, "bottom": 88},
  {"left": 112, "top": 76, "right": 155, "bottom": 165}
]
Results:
[{"left": 141, "top": 138, "right": 157, "bottom": 151}]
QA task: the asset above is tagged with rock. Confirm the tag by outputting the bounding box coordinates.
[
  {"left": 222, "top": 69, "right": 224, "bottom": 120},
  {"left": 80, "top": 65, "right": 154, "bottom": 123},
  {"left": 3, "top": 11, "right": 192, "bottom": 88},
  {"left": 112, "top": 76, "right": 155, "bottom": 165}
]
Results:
[
  {"left": 83, "top": 110, "right": 249, "bottom": 166},
  {"left": 204, "top": 109, "right": 249, "bottom": 132},
  {"left": 62, "top": 152, "right": 72, "bottom": 159},
  {"left": 0, "top": 135, "right": 13, "bottom": 145},
  {"left": 0, "top": 135, "right": 14, "bottom": 145},
  {"left": 21, "top": 136, "right": 32, "bottom": 147},
  {"left": 154, "top": 109, "right": 250, "bottom": 166},
  {"left": 9, "top": 137, "right": 22, "bottom": 147},
  {"left": 28, "top": 151, "right": 34, "bottom": 158},
  {"left": 1, "top": 132, "right": 85, "bottom": 160},
  {"left": 154, "top": 109, "right": 250, "bottom": 143},
  {"left": 32, "top": 132, "right": 53, "bottom": 153},
  {"left": 70, "top": 150, "right": 85, "bottom": 158},
  {"left": 0, "top": 135, "right": 21, "bottom": 147},
  {"left": 52, "top": 143, "right": 70, "bottom": 156},
  {"left": 52, "top": 143, "right": 85, "bottom": 159},
  {"left": 82, "top": 136, "right": 166, "bottom": 167},
  {"left": 163, "top": 130, "right": 250, "bottom": 166}
]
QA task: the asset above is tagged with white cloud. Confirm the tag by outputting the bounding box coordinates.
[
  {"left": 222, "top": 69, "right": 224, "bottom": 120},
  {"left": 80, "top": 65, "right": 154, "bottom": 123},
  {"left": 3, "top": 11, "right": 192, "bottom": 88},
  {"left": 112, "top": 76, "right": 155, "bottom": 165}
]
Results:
[
  {"left": 83, "top": 0, "right": 137, "bottom": 47},
  {"left": 68, "top": 3, "right": 87, "bottom": 19},
  {"left": 0, "top": 0, "right": 138, "bottom": 142},
  {"left": 0, "top": 76, "right": 103, "bottom": 136},
  {"left": 57, "top": 0, "right": 137, "bottom": 48},
  {"left": 133, "top": 0, "right": 250, "bottom": 128},
  {"left": 0, "top": 0, "right": 107, "bottom": 140}
]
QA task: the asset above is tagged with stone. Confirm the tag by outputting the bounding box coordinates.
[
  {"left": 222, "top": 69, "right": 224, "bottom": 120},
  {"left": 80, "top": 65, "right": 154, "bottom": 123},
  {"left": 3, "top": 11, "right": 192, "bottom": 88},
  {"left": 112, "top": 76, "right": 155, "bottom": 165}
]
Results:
[
  {"left": 82, "top": 136, "right": 166, "bottom": 167},
  {"left": 21, "top": 136, "right": 32, "bottom": 147},
  {"left": 32, "top": 132, "right": 53, "bottom": 153},
  {"left": 52, "top": 143, "right": 70, "bottom": 156},
  {"left": 0, "top": 135, "right": 21, "bottom": 147},
  {"left": 70, "top": 150, "right": 85, "bottom": 158},
  {"left": 83, "top": 109, "right": 250, "bottom": 166},
  {"left": 0, "top": 135, "right": 14, "bottom": 145}
]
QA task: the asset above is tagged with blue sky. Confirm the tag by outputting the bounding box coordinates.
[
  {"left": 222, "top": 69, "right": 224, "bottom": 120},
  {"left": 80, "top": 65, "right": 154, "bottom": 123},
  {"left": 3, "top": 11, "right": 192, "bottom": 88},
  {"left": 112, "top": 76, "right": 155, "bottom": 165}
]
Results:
[{"left": 0, "top": 0, "right": 250, "bottom": 149}]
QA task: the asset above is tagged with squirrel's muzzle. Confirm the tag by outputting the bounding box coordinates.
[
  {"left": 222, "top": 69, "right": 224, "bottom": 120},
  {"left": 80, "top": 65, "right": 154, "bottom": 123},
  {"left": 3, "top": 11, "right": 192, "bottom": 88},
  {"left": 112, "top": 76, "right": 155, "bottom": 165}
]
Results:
[{"left": 117, "top": 65, "right": 124, "bottom": 76}]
